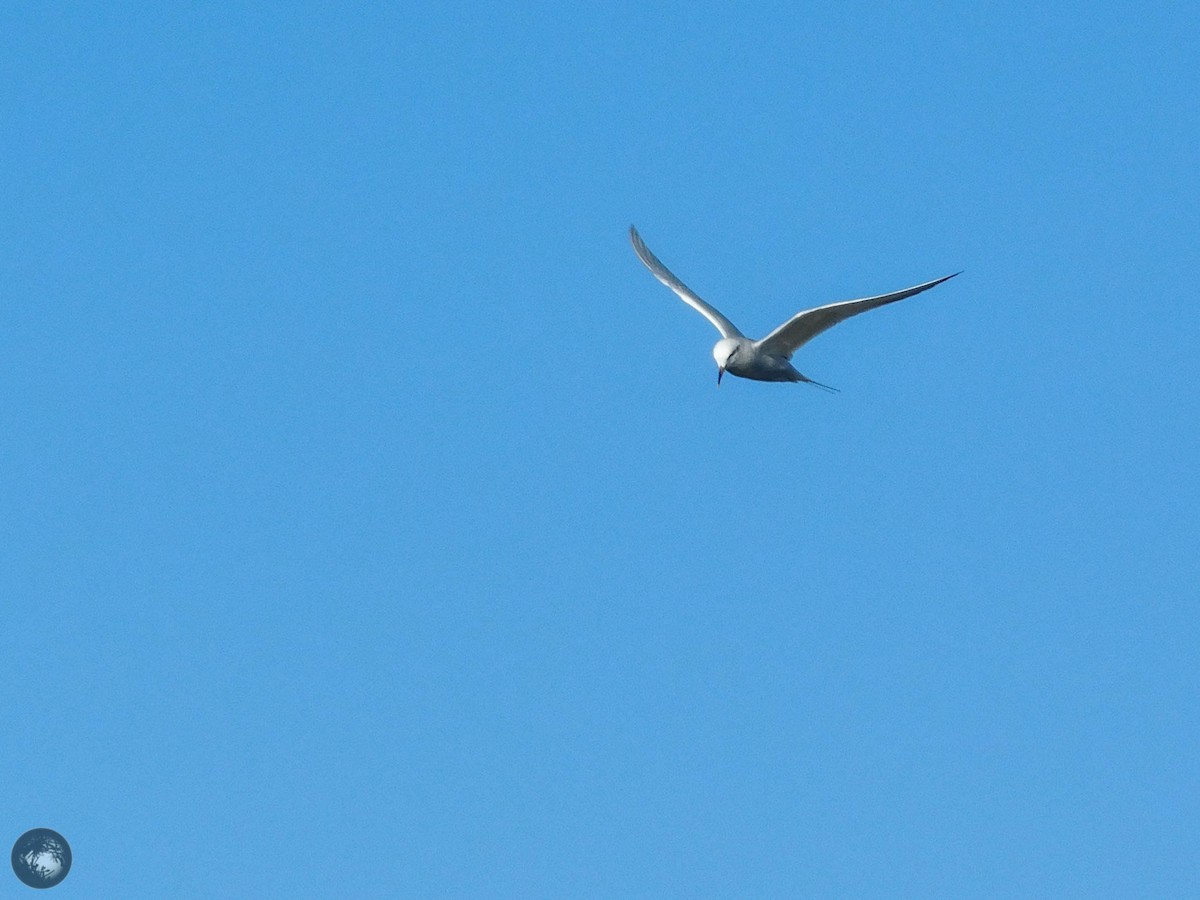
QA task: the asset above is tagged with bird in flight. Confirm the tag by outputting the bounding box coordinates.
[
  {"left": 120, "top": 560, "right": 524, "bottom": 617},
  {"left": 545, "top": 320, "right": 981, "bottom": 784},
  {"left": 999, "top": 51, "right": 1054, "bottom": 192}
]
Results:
[{"left": 630, "top": 226, "right": 960, "bottom": 390}]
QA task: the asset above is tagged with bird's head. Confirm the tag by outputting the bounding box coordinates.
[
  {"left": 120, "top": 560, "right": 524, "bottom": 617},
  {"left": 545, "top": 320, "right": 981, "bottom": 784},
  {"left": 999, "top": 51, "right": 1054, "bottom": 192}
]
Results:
[{"left": 712, "top": 338, "right": 740, "bottom": 385}]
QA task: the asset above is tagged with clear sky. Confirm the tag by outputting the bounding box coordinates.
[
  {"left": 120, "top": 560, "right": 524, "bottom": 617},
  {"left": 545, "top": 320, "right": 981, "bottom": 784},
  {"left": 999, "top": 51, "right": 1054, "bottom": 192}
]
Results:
[{"left": 3, "top": 3, "right": 1197, "bottom": 897}]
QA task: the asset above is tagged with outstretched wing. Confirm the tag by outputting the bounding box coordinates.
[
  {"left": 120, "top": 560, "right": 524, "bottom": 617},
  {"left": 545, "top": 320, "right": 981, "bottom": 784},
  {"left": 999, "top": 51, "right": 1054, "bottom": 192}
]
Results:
[
  {"left": 756, "top": 272, "right": 961, "bottom": 358},
  {"left": 630, "top": 226, "right": 744, "bottom": 339}
]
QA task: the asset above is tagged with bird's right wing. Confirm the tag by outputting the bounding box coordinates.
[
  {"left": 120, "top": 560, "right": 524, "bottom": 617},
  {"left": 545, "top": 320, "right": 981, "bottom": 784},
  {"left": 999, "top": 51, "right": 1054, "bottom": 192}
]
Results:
[{"left": 630, "top": 226, "right": 744, "bottom": 339}]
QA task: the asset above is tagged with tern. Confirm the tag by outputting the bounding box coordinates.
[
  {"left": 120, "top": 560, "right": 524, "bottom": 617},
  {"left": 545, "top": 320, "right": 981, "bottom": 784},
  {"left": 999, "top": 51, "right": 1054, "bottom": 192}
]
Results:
[{"left": 630, "top": 225, "right": 960, "bottom": 390}]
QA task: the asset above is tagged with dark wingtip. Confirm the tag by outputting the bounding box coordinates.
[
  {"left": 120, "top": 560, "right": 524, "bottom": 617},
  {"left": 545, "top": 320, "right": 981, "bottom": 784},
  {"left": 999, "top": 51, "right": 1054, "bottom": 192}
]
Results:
[{"left": 921, "top": 271, "right": 962, "bottom": 291}]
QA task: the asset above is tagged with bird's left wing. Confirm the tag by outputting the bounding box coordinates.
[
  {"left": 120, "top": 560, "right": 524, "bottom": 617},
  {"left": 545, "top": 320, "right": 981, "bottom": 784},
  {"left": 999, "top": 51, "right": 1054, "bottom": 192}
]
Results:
[{"left": 756, "top": 272, "right": 960, "bottom": 358}]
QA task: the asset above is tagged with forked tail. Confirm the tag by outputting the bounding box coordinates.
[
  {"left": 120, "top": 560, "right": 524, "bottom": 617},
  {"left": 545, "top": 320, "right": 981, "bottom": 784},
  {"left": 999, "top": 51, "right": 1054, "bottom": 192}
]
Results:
[{"left": 800, "top": 374, "right": 839, "bottom": 393}]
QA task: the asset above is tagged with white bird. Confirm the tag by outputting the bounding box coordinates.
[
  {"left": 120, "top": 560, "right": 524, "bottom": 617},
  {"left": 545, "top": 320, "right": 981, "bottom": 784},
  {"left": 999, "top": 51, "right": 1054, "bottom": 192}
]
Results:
[{"left": 630, "top": 225, "right": 960, "bottom": 390}]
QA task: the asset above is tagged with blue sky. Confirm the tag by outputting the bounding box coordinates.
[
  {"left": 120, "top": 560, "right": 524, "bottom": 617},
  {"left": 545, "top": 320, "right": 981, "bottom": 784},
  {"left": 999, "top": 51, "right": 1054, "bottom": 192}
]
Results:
[{"left": 3, "top": 3, "right": 1197, "bottom": 896}]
